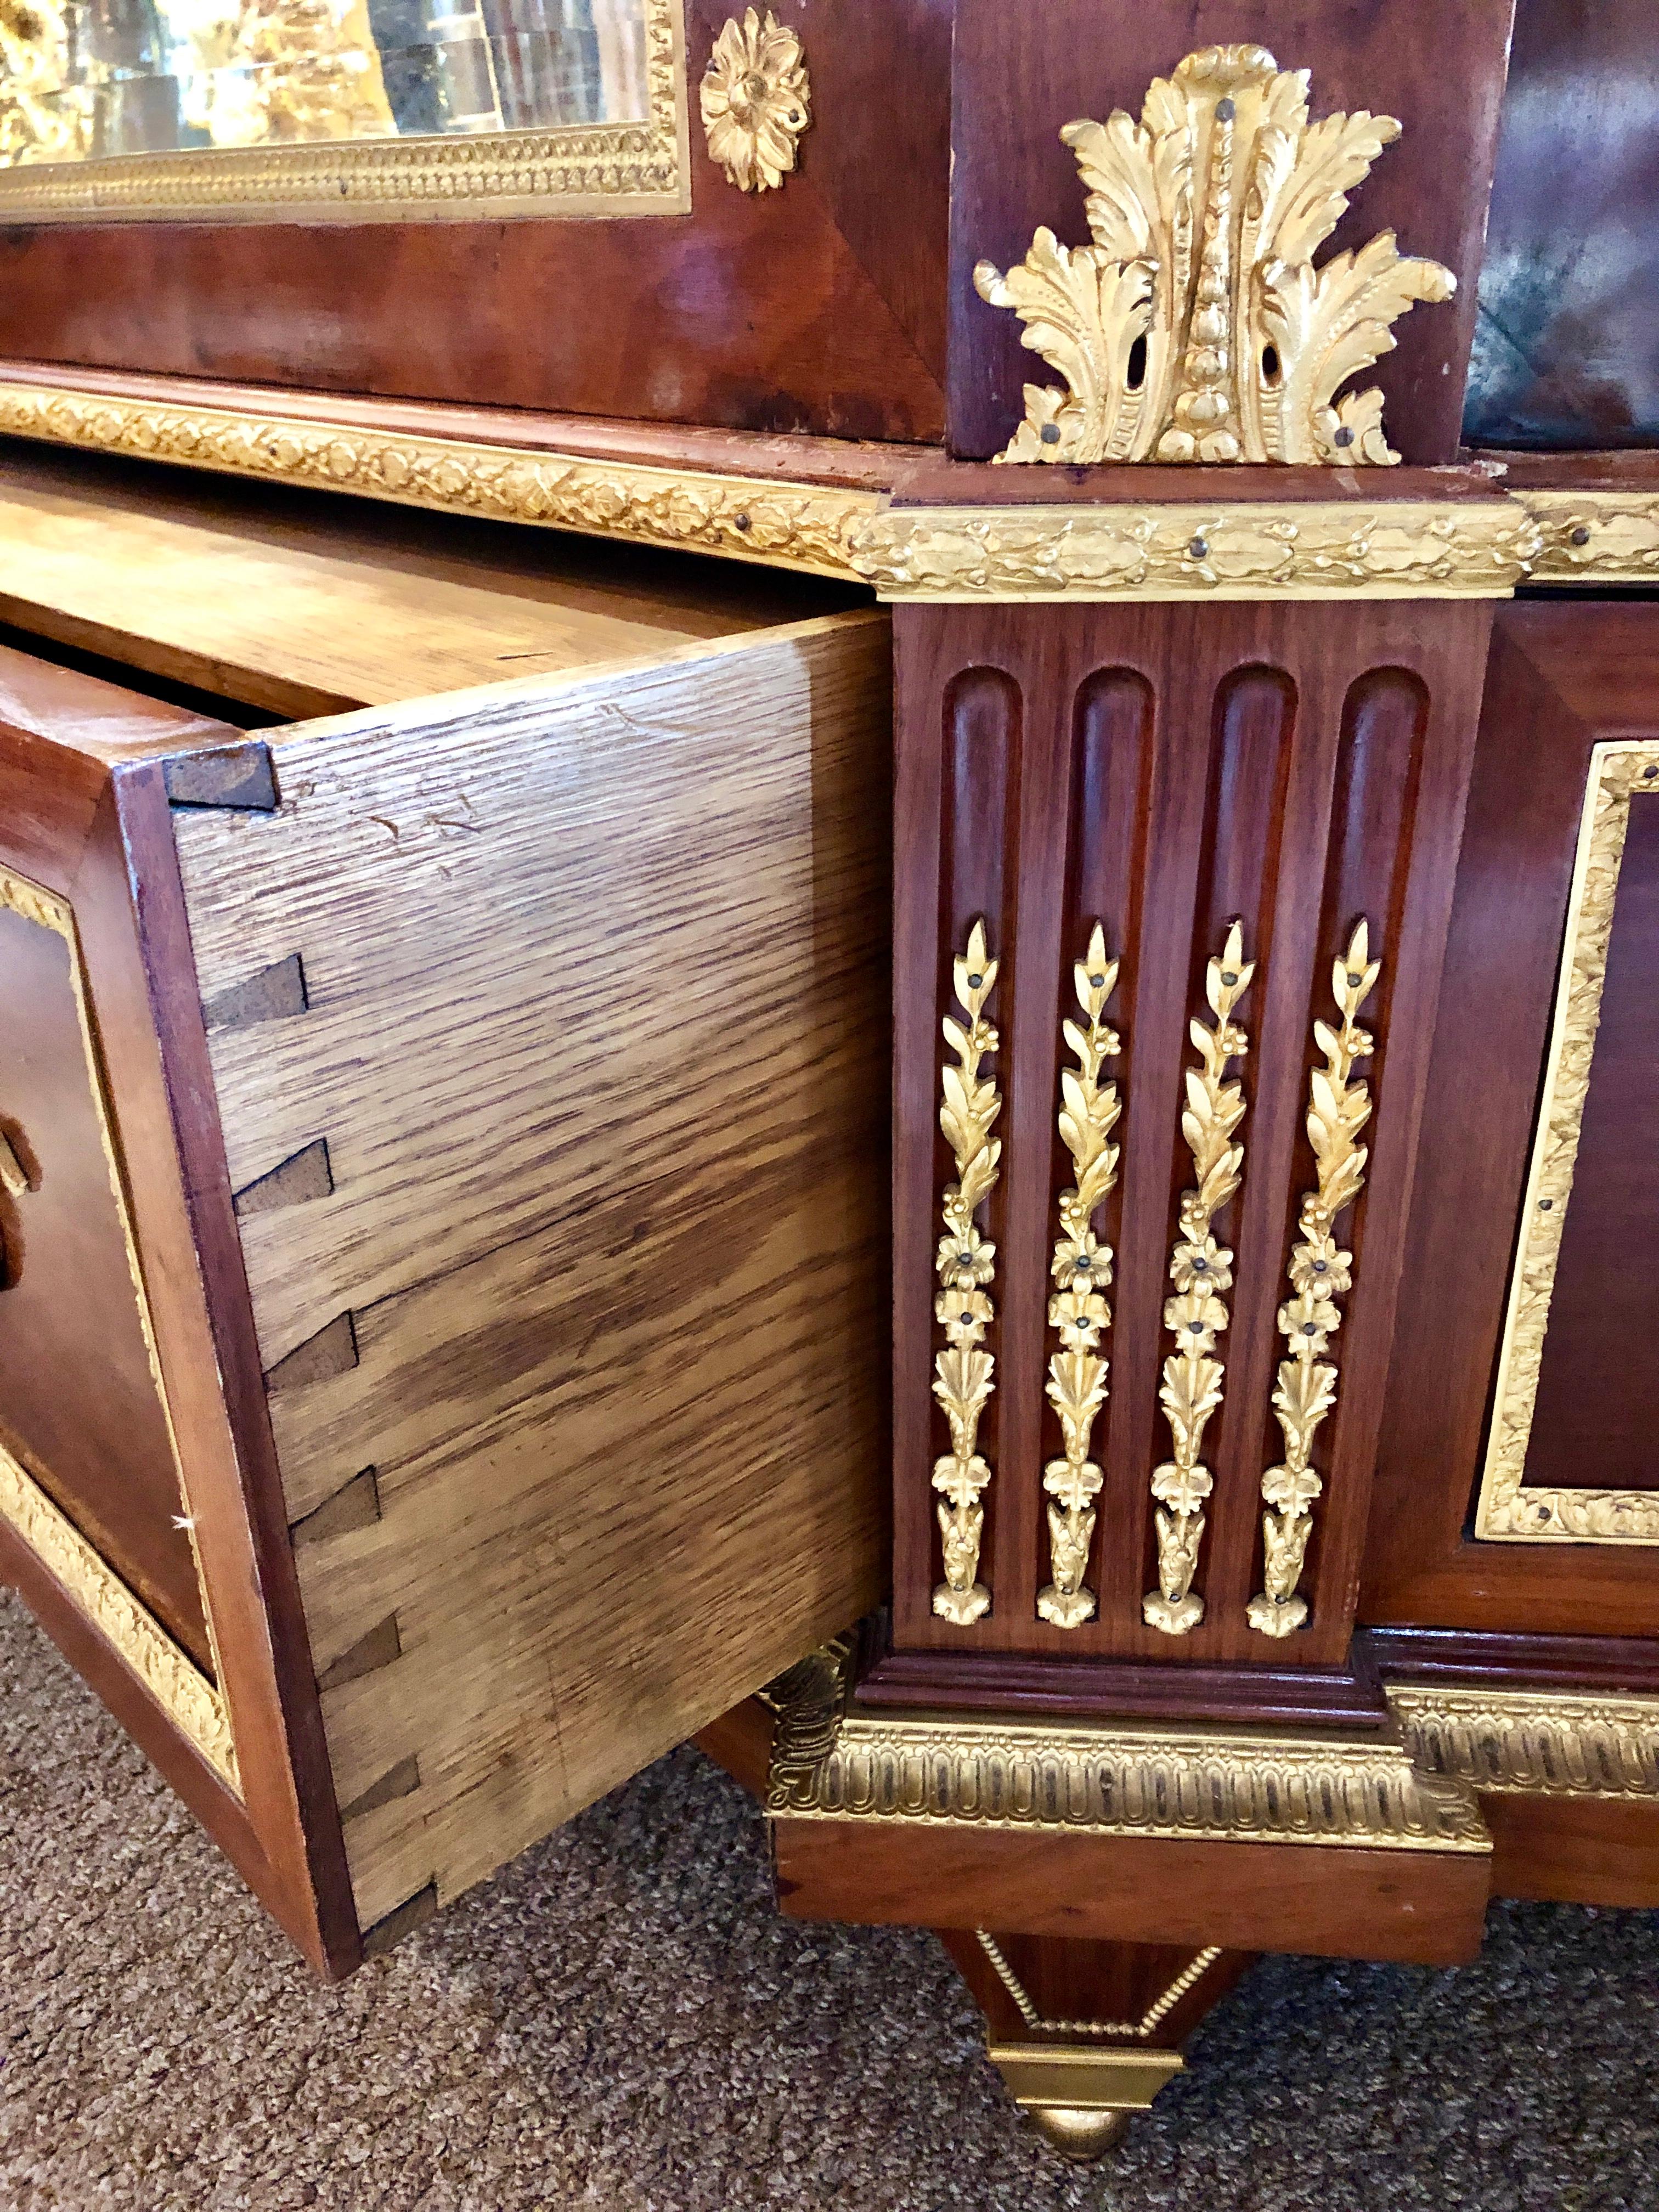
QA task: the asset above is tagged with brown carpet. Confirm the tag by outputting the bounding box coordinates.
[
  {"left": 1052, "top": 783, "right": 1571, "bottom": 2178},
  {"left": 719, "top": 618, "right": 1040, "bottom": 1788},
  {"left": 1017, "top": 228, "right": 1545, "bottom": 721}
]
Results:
[{"left": 2, "top": 1588, "right": 1656, "bottom": 2212}]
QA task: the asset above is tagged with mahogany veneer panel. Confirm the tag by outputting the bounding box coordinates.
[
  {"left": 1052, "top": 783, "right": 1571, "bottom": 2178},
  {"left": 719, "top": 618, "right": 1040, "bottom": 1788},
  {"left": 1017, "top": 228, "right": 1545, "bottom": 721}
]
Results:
[
  {"left": 1363, "top": 602, "right": 1659, "bottom": 1637},
  {"left": 0, "top": 899, "right": 209, "bottom": 1666},
  {"left": 1485, "top": 1795, "right": 1659, "bottom": 1911},
  {"left": 774, "top": 1820, "right": 1491, "bottom": 1966}
]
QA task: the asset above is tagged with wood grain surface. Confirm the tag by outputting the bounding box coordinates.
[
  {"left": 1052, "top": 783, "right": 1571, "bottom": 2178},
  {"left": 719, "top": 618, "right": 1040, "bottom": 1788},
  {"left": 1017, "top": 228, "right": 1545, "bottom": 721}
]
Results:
[
  {"left": 1483, "top": 1793, "right": 1659, "bottom": 1910},
  {"left": 774, "top": 1819, "right": 1491, "bottom": 1966},
  {"left": 0, "top": 444, "right": 861, "bottom": 720},
  {"left": 173, "top": 613, "right": 892, "bottom": 1929}
]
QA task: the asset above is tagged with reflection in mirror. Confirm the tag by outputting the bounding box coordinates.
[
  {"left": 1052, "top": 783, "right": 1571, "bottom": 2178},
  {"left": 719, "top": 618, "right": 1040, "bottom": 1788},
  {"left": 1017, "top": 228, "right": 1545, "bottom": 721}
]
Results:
[{"left": 0, "top": 0, "right": 652, "bottom": 162}]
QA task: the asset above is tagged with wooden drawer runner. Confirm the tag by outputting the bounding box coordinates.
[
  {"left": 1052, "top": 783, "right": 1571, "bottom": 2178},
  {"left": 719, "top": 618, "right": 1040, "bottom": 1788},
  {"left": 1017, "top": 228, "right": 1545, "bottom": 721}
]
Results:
[{"left": 0, "top": 449, "right": 890, "bottom": 1973}]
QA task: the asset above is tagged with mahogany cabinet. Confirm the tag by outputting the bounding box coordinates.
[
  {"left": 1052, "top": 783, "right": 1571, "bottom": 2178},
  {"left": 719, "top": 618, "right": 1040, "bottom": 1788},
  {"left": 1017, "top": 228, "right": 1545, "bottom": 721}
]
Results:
[
  {"left": 1, "top": 0, "right": 1657, "bottom": 2171},
  {"left": 0, "top": 447, "right": 889, "bottom": 1974}
]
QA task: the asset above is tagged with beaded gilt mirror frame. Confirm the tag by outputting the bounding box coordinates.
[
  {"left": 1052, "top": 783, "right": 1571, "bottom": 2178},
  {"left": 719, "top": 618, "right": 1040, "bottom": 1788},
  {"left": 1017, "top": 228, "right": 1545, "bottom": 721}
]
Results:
[{"left": 0, "top": 0, "right": 687, "bottom": 221}]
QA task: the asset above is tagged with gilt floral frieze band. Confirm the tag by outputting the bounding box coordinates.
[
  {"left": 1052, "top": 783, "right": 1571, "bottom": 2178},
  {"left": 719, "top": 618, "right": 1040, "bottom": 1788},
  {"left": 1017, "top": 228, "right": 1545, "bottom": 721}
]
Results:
[
  {"left": 0, "top": 375, "right": 1582, "bottom": 599},
  {"left": 0, "top": 383, "right": 877, "bottom": 580},
  {"left": 849, "top": 502, "right": 1539, "bottom": 602}
]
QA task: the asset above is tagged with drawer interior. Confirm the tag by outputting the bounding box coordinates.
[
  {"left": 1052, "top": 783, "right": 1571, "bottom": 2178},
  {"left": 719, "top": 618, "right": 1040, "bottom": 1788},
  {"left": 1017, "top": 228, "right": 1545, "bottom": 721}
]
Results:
[{"left": 0, "top": 439, "right": 868, "bottom": 720}]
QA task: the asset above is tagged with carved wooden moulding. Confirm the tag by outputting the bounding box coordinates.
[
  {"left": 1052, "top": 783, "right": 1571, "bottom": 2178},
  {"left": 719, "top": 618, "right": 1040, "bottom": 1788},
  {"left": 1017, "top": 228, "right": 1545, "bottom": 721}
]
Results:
[{"left": 974, "top": 44, "right": 1455, "bottom": 467}]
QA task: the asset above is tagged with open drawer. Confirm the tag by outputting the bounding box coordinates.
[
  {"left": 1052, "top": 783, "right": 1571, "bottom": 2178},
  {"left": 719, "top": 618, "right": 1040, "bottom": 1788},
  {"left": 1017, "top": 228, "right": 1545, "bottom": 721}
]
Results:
[{"left": 0, "top": 444, "right": 890, "bottom": 1974}]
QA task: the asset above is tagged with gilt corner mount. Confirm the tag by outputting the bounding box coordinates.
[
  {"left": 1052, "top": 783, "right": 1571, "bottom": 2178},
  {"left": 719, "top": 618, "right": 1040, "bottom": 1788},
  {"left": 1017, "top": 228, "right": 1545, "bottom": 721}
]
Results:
[{"left": 974, "top": 43, "right": 1455, "bottom": 467}]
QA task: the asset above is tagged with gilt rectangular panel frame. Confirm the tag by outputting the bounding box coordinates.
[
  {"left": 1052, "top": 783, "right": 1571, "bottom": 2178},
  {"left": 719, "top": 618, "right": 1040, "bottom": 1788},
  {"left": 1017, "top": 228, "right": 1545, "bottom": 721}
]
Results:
[
  {"left": 0, "top": 0, "right": 687, "bottom": 225},
  {"left": 1477, "top": 741, "right": 1659, "bottom": 1545}
]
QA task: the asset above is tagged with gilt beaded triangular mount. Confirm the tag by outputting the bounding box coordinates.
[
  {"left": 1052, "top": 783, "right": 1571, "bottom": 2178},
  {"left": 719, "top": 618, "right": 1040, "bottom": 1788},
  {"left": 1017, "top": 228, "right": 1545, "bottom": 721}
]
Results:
[{"left": 974, "top": 43, "right": 1455, "bottom": 466}]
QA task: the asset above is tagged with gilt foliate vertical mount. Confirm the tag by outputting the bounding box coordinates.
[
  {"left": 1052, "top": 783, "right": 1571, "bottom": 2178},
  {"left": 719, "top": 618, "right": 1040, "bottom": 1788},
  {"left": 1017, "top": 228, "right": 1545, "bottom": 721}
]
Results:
[
  {"left": 932, "top": 921, "right": 1003, "bottom": 1625},
  {"left": 1039, "top": 926, "right": 1124, "bottom": 1629},
  {"left": 974, "top": 44, "right": 1455, "bottom": 467}
]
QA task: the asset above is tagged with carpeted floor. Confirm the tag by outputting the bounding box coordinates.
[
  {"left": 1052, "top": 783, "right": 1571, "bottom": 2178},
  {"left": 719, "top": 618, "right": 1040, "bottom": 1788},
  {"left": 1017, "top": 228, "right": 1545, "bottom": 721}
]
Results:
[{"left": 2, "top": 1589, "right": 1656, "bottom": 2212}]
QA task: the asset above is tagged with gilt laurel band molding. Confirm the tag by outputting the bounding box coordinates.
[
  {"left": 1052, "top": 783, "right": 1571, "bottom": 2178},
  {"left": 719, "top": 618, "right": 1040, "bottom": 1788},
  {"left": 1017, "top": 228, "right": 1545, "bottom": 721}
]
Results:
[
  {"left": 973, "top": 44, "right": 1454, "bottom": 467},
  {"left": 849, "top": 502, "right": 1539, "bottom": 602},
  {"left": 1248, "top": 921, "right": 1380, "bottom": 1637},
  {"left": 932, "top": 919, "right": 1003, "bottom": 1624},
  {"left": 764, "top": 1642, "right": 1488, "bottom": 1853},
  {"left": 977, "top": 1933, "right": 1222, "bottom": 2039},
  {"left": 1477, "top": 744, "right": 1659, "bottom": 1544},
  {"left": 0, "top": 1440, "right": 238, "bottom": 1788},
  {"left": 0, "top": 379, "right": 1562, "bottom": 596},
  {"left": 1520, "top": 490, "right": 1659, "bottom": 586},
  {"left": 1390, "top": 1686, "right": 1659, "bottom": 1802},
  {"left": 0, "top": 383, "right": 877, "bottom": 580},
  {"left": 0, "top": 0, "right": 689, "bottom": 223},
  {"left": 1039, "top": 924, "right": 1122, "bottom": 1630},
  {"left": 0, "top": 864, "right": 239, "bottom": 1788},
  {"left": 1145, "top": 922, "right": 1252, "bottom": 1638}
]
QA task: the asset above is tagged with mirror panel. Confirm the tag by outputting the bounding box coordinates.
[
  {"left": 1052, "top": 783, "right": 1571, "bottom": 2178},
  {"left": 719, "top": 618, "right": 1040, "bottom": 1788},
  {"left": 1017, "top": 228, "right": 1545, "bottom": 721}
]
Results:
[{"left": 0, "top": 0, "right": 686, "bottom": 219}]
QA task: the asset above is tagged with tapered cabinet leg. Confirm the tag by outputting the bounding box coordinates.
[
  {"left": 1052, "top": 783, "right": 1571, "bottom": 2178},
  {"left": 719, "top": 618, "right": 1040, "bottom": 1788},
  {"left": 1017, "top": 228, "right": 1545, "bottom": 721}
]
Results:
[{"left": 939, "top": 1928, "right": 1254, "bottom": 2158}]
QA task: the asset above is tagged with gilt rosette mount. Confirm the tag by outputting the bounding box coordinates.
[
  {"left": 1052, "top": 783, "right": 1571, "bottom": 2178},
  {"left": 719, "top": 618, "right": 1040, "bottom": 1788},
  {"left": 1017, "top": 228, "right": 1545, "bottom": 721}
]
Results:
[
  {"left": 974, "top": 44, "right": 1455, "bottom": 467},
  {"left": 701, "top": 9, "right": 810, "bottom": 193},
  {"left": 932, "top": 921, "right": 1003, "bottom": 1625}
]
